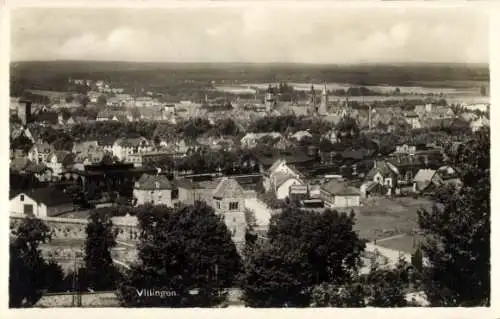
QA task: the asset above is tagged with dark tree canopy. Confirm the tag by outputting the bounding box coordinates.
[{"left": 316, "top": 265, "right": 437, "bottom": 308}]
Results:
[
  {"left": 418, "top": 127, "right": 490, "bottom": 306},
  {"left": 9, "top": 217, "right": 64, "bottom": 307},
  {"left": 82, "top": 211, "right": 119, "bottom": 291},
  {"left": 241, "top": 207, "right": 365, "bottom": 307},
  {"left": 311, "top": 255, "right": 410, "bottom": 307},
  {"left": 118, "top": 202, "right": 242, "bottom": 307}
]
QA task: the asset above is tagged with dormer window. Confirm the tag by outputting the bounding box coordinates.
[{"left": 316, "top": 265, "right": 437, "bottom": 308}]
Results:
[{"left": 155, "top": 181, "right": 160, "bottom": 189}]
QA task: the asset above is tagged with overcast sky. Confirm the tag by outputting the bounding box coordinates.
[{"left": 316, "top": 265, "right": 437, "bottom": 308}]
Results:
[{"left": 10, "top": 6, "right": 489, "bottom": 64}]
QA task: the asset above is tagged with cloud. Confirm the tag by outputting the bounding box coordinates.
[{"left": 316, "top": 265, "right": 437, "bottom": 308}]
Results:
[{"left": 10, "top": 6, "right": 489, "bottom": 64}]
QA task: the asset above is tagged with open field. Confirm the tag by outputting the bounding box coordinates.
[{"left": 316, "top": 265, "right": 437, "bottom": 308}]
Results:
[
  {"left": 11, "top": 61, "right": 488, "bottom": 94},
  {"left": 375, "top": 234, "right": 424, "bottom": 254},
  {"left": 57, "top": 210, "right": 94, "bottom": 219},
  {"left": 353, "top": 196, "right": 433, "bottom": 241}
]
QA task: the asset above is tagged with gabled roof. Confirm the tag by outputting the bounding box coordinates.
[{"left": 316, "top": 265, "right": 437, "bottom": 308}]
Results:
[
  {"left": 287, "top": 164, "right": 304, "bottom": 178},
  {"left": 413, "top": 169, "right": 436, "bottom": 183},
  {"left": 387, "top": 155, "right": 424, "bottom": 169},
  {"left": 273, "top": 172, "right": 303, "bottom": 189},
  {"left": 366, "top": 160, "right": 399, "bottom": 179},
  {"left": 321, "top": 180, "right": 359, "bottom": 196},
  {"left": 11, "top": 187, "right": 73, "bottom": 207},
  {"left": 213, "top": 177, "right": 245, "bottom": 199},
  {"left": 268, "top": 158, "right": 286, "bottom": 174},
  {"left": 175, "top": 178, "right": 195, "bottom": 189},
  {"left": 116, "top": 137, "right": 149, "bottom": 148},
  {"left": 135, "top": 174, "right": 172, "bottom": 190},
  {"left": 257, "top": 152, "right": 315, "bottom": 166}
]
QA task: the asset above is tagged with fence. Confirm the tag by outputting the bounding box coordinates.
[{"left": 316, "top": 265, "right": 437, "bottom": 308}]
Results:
[{"left": 10, "top": 214, "right": 138, "bottom": 227}]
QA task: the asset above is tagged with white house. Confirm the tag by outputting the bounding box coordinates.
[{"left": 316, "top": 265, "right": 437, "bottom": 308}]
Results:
[
  {"left": 264, "top": 159, "right": 305, "bottom": 200},
  {"left": 10, "top": 188, "right": 74, "bottom": 218},
  {"left": 27, "top": 142, "right": 55, "bottom": 164},
  {"left": 292, "top": 130, "right": 313, "bottom": 141},
  {"left": 46, "top": 151, "right": 73, "bottom": 177},
  {"left": 133, "top": 174, "right": 177, "bottom": 207},
  {"left": 275, "top": 175, "right": 305, "bottom": 200},
  {"left": 320, "top": 180, "right": 360, "bottom": 208},
  {"left": 365, "top": 160, "right": 399, "bottom": 195},
  {"left": 112, "top": 137, "right": 153, "bottom": 162},
  {"left": 394, "top": 144, "right": 417, "bottom": 155}
]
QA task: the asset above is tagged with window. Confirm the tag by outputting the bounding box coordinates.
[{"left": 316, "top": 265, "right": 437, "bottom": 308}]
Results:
[
  {"left": 229, "top": 202, "right": 239, "bottom": 211},
  {"left": 155, "top": 182, "right": 160, "bottom": 189},
  {"left": 216, "top": 200, "right": 221, "bottom": 209},
  {"left": 385, "top": 178, "right": 392, "bottom": 187},
  {"left": 23, "top": 204, "right": 33, "bottom": 216},
  {"left": 20, "top": 195, "right": 25, "bottom": 202},
  {"left": 171, "top": 189, "right": 179, "bottom": 200}
]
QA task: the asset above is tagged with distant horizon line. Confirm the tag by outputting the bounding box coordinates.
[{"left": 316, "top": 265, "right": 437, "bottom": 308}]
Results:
[{"left": 10, "top": 59, "right": 489, "bottom": 67}]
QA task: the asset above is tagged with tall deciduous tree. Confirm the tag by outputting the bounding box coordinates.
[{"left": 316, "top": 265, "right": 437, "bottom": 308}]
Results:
[
  {"left": 418, "top": 127, "right": 490, "bottom": 306},
  {"left": 118, "top": 202, "right": 242, "bottom": 307},
  {"left": 311, "top": 254, "right": 410, "bottom": 307},
  {"left": 241, "top": 208, "right": 365, "bottom": 307},
  {"left": 9, "top": 217, "right": 63, "bottom": 307},
  {"left": 82, "top": 211, "right": 118, "bottom": 291}
]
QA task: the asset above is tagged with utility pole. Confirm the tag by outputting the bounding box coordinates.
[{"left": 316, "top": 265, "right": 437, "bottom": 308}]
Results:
[{"left": 71, "top": 252, "right": 82, "bottom": 307}]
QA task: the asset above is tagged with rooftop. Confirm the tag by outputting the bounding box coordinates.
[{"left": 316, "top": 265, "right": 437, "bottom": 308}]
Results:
[
  {"left": 11, "top": 187, "right": 73, "bottom": 207},
  {"left": 321, "top": 180, "right": 359, "bottom": 196},
  {"left": 135, "top": 174, "right": 172, "bottom": 190},
  {"left": 213, "top": 178, "right": 245, "bottom": 199}
]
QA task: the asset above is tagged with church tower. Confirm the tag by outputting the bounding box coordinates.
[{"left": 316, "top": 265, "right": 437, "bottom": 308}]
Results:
[
  {"left": 308, "top": 84, "right": 317, "bottom": 114},
  {"left": 319, "top": 84, "right": 328, "bottom": 115},
  {"left": 265, "top": 84, "right": 275, "bottom": 111}
]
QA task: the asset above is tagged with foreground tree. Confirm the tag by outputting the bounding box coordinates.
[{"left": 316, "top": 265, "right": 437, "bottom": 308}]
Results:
[
  {"left": 241, "top": 207, "right": 365, "bottom": 307},
  {"left": 9, "top": 217, "right": 64, "bottom": 307},
  {"left": 311, "top": 254, "right": 410, "bottom": 307},
  {"left": 242, "top": 242, "right": 313, "bottom": 307},
  {"left": 118, "top": 202, "right": 242, "bottom": 307},
  {"left": 418, "top": 128, "right": 490, "bottom": 306},
  {"left": 81, "top": 211, "right": 119, "bottom": 291}
]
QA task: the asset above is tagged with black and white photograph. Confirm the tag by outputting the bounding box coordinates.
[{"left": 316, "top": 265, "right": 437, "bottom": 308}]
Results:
[{"left": 5, "top": 0, "right": 492, "bottom": 311}]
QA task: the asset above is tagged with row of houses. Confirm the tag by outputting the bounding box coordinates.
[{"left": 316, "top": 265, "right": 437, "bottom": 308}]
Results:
[
  {"left": 12, "top": 132, "right": 243, "bottom": 182},
  {"left": 256, "top": 142, "right": 460, "bottom": 210},
  {"left": 10, "top": 174, "right": 254, "bottom": 249}
]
